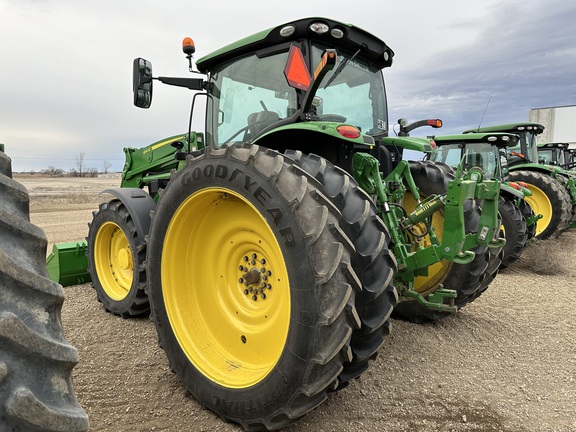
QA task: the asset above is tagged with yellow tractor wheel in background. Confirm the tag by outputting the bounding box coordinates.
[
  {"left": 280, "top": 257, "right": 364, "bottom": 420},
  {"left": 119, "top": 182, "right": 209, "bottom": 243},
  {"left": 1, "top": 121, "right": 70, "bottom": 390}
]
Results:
[
  {"left": 87, "top": 200, "right": 149, "bottom": 317},
  {"left": 508, "top": 170, "right": 571, "bottom": 240}
]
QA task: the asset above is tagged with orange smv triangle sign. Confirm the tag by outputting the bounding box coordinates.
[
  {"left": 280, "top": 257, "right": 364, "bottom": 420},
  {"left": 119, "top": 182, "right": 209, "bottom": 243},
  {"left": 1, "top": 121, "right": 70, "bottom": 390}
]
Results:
[{"left": 284, "top": 45, "right": 312, "bottom": 91}]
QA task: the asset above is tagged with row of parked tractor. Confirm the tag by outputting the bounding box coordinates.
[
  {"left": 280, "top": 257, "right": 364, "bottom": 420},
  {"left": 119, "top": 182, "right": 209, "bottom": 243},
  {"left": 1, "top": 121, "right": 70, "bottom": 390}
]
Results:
[
  {"left": 3, "top": 17, "right": 576, "bottom": 432},
  {"left": 408, "top": 119, "right": 575, "bottom": 267}
]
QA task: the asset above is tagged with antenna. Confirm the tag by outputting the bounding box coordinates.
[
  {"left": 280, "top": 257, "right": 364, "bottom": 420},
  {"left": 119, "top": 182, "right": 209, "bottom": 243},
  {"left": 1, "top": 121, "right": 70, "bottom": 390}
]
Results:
[{"left": 477, "top": 96, "right": 492, "bottom": 131}]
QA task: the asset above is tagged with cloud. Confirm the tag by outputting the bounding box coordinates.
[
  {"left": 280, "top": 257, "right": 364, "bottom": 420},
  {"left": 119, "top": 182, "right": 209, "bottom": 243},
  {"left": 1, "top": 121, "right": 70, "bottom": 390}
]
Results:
[
  {"left": 1, "top": 0, "right": 574, "bottom": 171},
  {"left": 386, "top": 0, "right": 576, "bottom": 135}
]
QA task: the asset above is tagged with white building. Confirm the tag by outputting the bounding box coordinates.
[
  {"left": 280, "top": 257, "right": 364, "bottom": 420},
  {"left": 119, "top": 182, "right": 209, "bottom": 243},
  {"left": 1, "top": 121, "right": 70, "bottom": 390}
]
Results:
[{"left": 529, "top": 105, "right": 576, "bottom": 148}]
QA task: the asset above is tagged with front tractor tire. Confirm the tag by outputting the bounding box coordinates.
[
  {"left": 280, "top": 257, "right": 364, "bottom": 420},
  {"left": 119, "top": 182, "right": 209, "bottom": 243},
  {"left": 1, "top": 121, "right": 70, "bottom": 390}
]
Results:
[
  {"left": 498, "top": 196, "right": 528, "bottom": 269},
  {"left": 507, "top": 170, "right": 571, "bottom": 240},
  {"left": 87, "top": 200, "right": 149, "bottom": 317},
  {"left": 0, "top": 150, "right": 89, "bottom": 431},
  {"left": 146, "top": 145, "right": 363, "bottom": 430}
]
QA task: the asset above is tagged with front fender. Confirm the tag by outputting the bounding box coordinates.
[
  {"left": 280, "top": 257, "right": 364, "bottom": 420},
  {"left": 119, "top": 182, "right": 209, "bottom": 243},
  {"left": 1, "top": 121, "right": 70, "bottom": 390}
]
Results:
[{"left": 101, "top": 188, "right": 156, "bottom": 239}]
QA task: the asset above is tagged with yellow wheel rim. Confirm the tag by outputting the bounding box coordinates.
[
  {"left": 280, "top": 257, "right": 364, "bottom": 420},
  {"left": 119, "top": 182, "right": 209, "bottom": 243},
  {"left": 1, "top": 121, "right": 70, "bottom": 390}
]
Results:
[
  {"left": 94, "top": 221, "right": 133, "bottom": 300},
  {"left": 403, "top": 193, "right": 452, "bottom": 295},
  {"left": 162, "top": 187, "right": 290, "bottom": 389},
  {"left": 522, "top": 184, "right": 552, "bottom": 237}
]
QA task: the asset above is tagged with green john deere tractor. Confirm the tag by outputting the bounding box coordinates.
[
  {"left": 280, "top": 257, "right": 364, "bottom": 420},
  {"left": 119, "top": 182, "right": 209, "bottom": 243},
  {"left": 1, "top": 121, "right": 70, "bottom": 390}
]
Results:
[
  {"left": 427, "top": 131, "right": 539, "bottom": 269},
  {"left": 465, "top": 123, "right": 574, "bottom": 239},
  {"left": 370, "top": 118, "right": 505, "bottom": 320},
  {"left": 51, "top": 18, "right": 504, "bottom": 430},
  {"left": 538, "top": 141, "right": 576, "bottom": 173}
]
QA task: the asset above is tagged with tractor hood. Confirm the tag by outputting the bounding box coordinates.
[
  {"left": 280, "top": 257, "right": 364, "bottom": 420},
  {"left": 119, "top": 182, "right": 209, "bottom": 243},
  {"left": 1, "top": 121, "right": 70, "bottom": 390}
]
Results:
[{"left": 381, "top": 136, "right": 436, "bottom": 153}]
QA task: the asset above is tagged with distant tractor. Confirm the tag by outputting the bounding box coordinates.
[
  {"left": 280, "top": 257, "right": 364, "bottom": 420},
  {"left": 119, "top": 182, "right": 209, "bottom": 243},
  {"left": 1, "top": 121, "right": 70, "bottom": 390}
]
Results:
[
  {"left": 538, "top": 141, "right": 576, "bottom": 172},
  {"left": 427, "top": 131, "right": 537, "bottom": 269},
  {"left": 47, "top": 18, "right": 504, "bottom": 430},
  {"left": 465, "top": 123, "right": 573, "bottom": 239}
]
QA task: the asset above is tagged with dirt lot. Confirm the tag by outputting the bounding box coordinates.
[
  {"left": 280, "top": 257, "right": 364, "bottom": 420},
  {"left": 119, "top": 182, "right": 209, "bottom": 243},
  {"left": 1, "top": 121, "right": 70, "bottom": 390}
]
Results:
[{"left": 19, "top": 175, "right": 576, "bottom": 432}]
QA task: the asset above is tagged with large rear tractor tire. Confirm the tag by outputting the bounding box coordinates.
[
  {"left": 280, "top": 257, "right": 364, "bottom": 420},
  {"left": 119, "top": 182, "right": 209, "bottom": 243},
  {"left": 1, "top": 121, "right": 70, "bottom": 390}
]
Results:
[
  {"left": 87, "top": 199, "right": 149, "bottom": 317},
  {"left": 284, "top": 150, "right": 398, "bottom": 390},
  {"left": 0, "top": 150, "right": 89, "bottom": 431},
  {"left": 507, "top": 170, "right": 571, "bottom": 239},
  {"left": 499, "top": 196, "right": 528, "bottom": 269},
  {"left": 146, "top": 145, "right": 365, "bottom": 430},
  {"left": 392, "top": 161, "right": 498, "bottom": 323}
]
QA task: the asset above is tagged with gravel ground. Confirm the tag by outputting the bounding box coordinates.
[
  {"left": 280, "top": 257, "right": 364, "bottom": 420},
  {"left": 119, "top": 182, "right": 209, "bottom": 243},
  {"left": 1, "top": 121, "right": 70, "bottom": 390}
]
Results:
[{"left": 20, "top": 175, "right": 576, "bottom": 432}]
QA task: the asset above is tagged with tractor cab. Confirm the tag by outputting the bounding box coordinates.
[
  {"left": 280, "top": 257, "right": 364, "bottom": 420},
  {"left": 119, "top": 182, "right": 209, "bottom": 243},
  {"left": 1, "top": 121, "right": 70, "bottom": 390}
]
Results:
[
  {"left": 429, "top": 132, "right": 519, "bottom": 180},
  {"left": 537, "top": 142, "right": 569, "bottom": 166},
  {"left": 565, "top": 148, "right": 576, "bottom": 170},
  {"left": 463, "top": 122, "right": 544, "bottom": 168},
  {"left": 134, "top": 18, "right": 394, "bottom": 175}
]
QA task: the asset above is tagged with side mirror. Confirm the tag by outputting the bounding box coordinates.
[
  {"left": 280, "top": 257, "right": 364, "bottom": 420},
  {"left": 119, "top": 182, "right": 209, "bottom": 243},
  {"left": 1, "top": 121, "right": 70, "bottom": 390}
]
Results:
[{"left": 133, "top": 58, "right": 153, "bottom": 108}]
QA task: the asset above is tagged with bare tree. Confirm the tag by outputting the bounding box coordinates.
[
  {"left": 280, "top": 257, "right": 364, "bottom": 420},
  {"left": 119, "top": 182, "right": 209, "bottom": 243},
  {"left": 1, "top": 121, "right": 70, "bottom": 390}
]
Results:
[
  {"left": 41, "top": 166, "right": 64, "bottom": 177},
  {"left": 102, "top": 160, "right": 113, "bottom": 174},
  {"left": 75, "top": 152, "right": 86, "bottom": 177}
]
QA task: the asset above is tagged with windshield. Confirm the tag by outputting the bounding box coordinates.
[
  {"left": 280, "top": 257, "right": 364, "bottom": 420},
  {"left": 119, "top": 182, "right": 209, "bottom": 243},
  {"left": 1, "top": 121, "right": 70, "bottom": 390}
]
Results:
[
  {"left": 206, "top": 50, "right": 295, "bottom": 147},
  {"left": 538, "top": 149, "right": 555, "bottom": 165},
  {"left": 430, "top": 144, "right": 462, "bottom": 166},
  {"left": 431, "top": 143, "right": 499, "bottom": 179},
  {"left": 311, "top": 43, "right": 388, "bottom": 135},
  {"left": 205, "top": 43, "right": 389, "bottom": 147}
]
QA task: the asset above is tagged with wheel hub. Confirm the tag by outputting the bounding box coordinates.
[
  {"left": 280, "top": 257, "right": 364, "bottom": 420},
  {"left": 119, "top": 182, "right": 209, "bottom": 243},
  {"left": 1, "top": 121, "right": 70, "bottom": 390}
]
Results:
[
  {"left": 117, "top": 247, "right": 131, "bottom": 270},
  {"left": 238, "top": 252, "right": 272, "bottom": 301}
]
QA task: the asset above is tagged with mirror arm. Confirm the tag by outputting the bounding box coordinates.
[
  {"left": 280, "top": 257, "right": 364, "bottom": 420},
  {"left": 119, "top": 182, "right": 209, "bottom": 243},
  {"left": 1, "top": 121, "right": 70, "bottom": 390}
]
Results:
[
  {"left": 156, "top": 76, "right": 205, "bottom": 91},
  {"left": 301, "top": 49, "right": 337, "bottom": 113}
]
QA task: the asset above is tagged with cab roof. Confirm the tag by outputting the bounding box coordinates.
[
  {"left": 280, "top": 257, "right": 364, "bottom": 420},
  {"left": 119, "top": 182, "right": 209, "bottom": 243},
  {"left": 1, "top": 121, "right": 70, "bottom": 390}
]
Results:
[
  {"left": 196, "top": 17, "right": 394, "bottom": 74},
  {"left": 463, "top": 122, "right": 545, "bottom": 135},
  {"left": 435, "top": 132, "right": 519, "bottom": 148}
]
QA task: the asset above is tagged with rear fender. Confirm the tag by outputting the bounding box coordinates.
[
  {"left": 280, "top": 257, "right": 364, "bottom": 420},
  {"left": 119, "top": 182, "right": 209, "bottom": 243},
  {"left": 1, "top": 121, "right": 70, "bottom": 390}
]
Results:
[{"left": 101, "top": 188, "right": 157, "bottom": 239}]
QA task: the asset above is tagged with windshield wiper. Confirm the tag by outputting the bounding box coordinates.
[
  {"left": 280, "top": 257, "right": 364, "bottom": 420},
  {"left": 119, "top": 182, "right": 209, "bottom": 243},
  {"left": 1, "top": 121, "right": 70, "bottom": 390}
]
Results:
[{"left": 323, "top": 48, "right": 362, "bottom": 89}]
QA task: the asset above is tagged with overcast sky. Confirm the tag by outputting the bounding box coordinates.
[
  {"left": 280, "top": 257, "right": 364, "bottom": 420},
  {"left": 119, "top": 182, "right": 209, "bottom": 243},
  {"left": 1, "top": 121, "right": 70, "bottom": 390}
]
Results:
[{"left": 1, "top": 0, "right": 575, "bottom": 172}]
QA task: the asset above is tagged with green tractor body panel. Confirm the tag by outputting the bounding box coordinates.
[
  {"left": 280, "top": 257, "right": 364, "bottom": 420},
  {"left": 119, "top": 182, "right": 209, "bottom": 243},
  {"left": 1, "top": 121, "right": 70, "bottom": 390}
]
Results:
[
  {"left": 381, "top": 136, "right": 436, "bottom": 153},
  {"left": 255, "top": 121, "right": 375, "bottom": 148},
  {"left": 46, "top": 241, "right": 91, "bottom": 287},
  {"left": 120, "top": 132, "right": 205, "bottom": 192}
]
